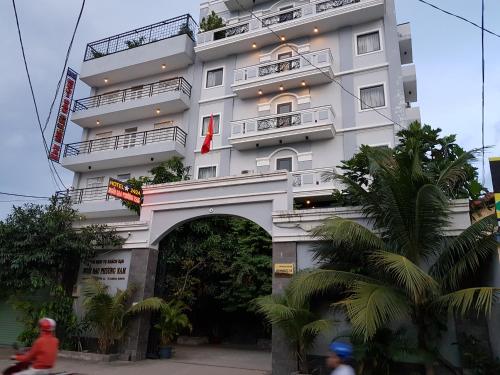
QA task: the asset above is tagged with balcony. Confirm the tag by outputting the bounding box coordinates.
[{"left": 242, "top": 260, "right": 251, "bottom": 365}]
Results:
[
  {"left": 71, "top": 77, "right": 192, "bottom": 128},
  {"left": 80, "top": 15, "right": 197, "bottom": 87},
  {"left": 398, "top": 22, "right": 413, "bottom": 65},
  {"left": 61, "top": 126, "right": 187, "bottom": 172},
  {"left": 402, "top": 63, "right": 417, "bottom": 103},
  {"left": 224, "top": 0, "right": 272, "bottom": 11},
  {"left": 229, "top": 106, "right": 335, "bottom": 150},
  {"left": 232, "top": 49, "right": 333, "bottom": 98},
  {"left": 56, "top": 187, "right": 136, "bottom": 219},
  {"left": 291, "top": 167, "right": 342, "bottom": 197},
  {"left": 196, "top": 0, "right": 385, "bottom": 61}
]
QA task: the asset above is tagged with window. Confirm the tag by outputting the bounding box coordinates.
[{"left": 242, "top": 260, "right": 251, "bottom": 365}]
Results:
[
  {"left": 154, "top": 120, "right": 174, "bottom": 129},
  {"left": 129, "top": 85, "right": 144, "bottom": 100},
  {"left": 93, "top": 131, "right": 112, "bottom": 152},
  {"left": 360, "top": 85, "right": 385, "bottom": 110},
  {"left": 198, "top": 166, "right": 217, "bottom": 179},
  {"left": 201, "top": 115, "right": 220, "bottom": 136},
  {"left": 357, "top": 31, "right": 381, "bottom": 55},
  {"left": 117, "top": 173, "right": 131, "bottom": 181},
  {"left": 278, "top": 51, "right": 292, "bottom": 60},
  {"left": 206, "top": 68, "right": 223, "bottom": 88},
  {"left": 84, "top": 176, "right": 105, "bottom": 200},
  {"left": 123, "top": 127, "right": 138, "bottom": 148},
  {"left": 276, "top": 157, "right": 292, "bottom": 172},
  {"left": 277, "top": 102, "right": 292, "bottom": 114}
]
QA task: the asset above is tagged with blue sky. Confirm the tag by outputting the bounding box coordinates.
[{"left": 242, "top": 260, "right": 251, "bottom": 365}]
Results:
[{"left": 0, "top": 0, "right": 498, "bottom": 218}]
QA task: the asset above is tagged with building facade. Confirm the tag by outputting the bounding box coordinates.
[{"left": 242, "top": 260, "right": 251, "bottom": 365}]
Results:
[{"left": 59, "top": 0, "right": 433, "bottom": 372}]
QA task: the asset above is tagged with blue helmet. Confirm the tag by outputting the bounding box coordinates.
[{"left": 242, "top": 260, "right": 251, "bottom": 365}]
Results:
[{"left": 329, "top": 342, "right": 353, "bottom": 359}]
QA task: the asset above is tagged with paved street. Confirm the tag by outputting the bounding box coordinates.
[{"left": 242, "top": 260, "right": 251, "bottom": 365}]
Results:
[{"left": 0, "top": 346, "right": 271, "bottom": 375}]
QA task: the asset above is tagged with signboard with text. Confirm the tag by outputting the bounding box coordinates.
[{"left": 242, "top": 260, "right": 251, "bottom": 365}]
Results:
[
  {"left": 490, "top": 157, "right": 500, "bottom": 231},
  {"left": 107, "top": 177, "right": 142, "bottom": 205},
  {"left": 274, "top": 263, "right": 295, "bottom": 276},
  {"left": 49, "top": 68, "right": 78, "bottom": 162}
]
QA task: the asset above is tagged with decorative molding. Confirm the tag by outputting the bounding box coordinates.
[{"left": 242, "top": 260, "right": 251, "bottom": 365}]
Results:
[
  {"left": 256, "top": 157, "right": 270, "bottom": 167},
  {"left": 194, "top": 145, "right": 232, "bottom": 153},
  {"left": 198, "top": 93, "right": 237, "bottom": 104},
  {"left": 335, "top": 63, "right": 388, "bottom": 77},
  {"left": 337, "top": 122, "right": 393, "bottom": 133},
  {"left": 297, "top": 152, "right": 313, "bottom": 162}
]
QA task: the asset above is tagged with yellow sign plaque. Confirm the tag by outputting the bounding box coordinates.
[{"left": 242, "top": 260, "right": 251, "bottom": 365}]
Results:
[{"left": 274, "top": 263, "right": 295, "bottom": 276}]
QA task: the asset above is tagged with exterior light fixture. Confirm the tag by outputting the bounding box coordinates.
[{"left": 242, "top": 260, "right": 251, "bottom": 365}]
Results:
[
  {"left": 314, "top": 27, "right": 319, "bottom": 33},
  {"left": 258, "top": 89, "right": 263, "bottom": 95},
  {"left": 161, "top": 64, "right": 166, "bottom": 69},
  {"left": 104, "top": 78, "right": 108, "bottom": 83},
  {"left": 301, "top": 80, "right": 306, "bottom": 86},
  {"left": 279, "top": 85, "right": 284, "bottom": 91},
  {"left": 306, "top": 200, "right": 311, "bottom": 205},
  {"left": 96, "top": 120, "right": 100, "bottom": 125},
  {"left": 156, "top": 108, "right": 161, "bottom": 115},
  {"left": 280, "top": 36, "right": 285, "bottom": 41},
  {"left": 252, "top": 42, "right": 257, "bottom": 48}
]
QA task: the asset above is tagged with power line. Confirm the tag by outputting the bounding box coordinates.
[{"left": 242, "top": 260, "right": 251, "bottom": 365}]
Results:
[
  {"left": 42, "top": 0, "right": 86, "bottom": 133},
  {"left": 233, "top": 0, "right": 406, "bottom": 130},
  {"left": 11, "top": 0, "right": 68, "bottom": 190},
  {"left": 0, "top": 191, "right": 51, "bottom": 199},
  {"left": 0, "top": 199, "right": 49, "bottom": 203},
  {"left": 481, "top": 0, "right": 485, "bottom": 184},
  {"left": 415, "top": 0, "right": 500, "bottom": 39}
]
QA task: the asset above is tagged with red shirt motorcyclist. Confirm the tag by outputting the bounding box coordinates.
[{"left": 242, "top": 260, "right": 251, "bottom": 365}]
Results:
[{"left": 11, "top": 318, "right": 59, "bottom": 375}]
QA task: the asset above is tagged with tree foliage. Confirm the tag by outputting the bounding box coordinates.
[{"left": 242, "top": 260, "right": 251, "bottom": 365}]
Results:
[
  {"left": 0, "top": 197, "right": 123, "bottom": 296},
  {"left": 291, "top": 141, "right": 498, "bottom": 374},
  {"left": 199, "top": 11, "right": 225, "bottom": 32},
  {"left": 123, "top": 156, "right": 191, "bottom": 214}
]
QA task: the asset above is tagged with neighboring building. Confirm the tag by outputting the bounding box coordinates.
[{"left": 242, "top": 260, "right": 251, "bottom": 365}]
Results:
[{"left": 60, "top": 0, "right": 428, "bottom": 372}]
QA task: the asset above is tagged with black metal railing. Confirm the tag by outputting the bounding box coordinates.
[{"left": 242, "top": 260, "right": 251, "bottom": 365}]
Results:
[
  {"left": 84, "top": 14, "right": 197, "bottom": 61},
  {"left": 257, "top": 113, "right": 301, "bottom": 131},
  {"left": 72, "top": 77, "right": 192, "bottom": 112},
  {"left": 213, "top": 23, "right": 249, "bottom": 40},
  {"left": 56, "top": 186, "right": 110, "bottom": 204},
  {"left": 63, "top": 126, "right": 187, "bottom": 157},
  {"left": 316, "top": 0, "right": 360, "bottom": 13},
  {"left": 258, "top": 58, "right": 301, "bottom": 77},
  {"left": 262, "top": 8, "right": 302, "bottom": 27}
]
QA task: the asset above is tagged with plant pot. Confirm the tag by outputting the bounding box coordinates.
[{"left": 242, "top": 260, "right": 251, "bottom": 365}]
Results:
[{"left": 158, "top": 346, "right": 173, "bottom": 359}]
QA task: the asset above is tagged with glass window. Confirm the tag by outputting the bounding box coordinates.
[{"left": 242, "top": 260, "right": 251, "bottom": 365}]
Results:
[
  {"left": 360, "top": 85, "right": 385, "bottom": 110},
  {"left": 276, "top": 157, "right": 292, "bottom": 172},
  {"left": 198, "top": 166, "right": 217, "bottom": 179},
  {"left": 206, "top": 68, "right": 223, "bottom": 88},
  {"left": 278, "top": 52, "right": 293, "bottom": 60},
  {"left": 277, "top": 102, "right": 292, "bottom": 114},
  {"left": 201, "top": 115, "right": 220, "bottom": 136},
  {"left": 117, "top": 173, "right": 131, "bottom": 181},
  {"left": 357, "top": 31, "right": 381, "bottom": 55},
  {"left": 123, "top": 127, "right": 138, "bottom": 149}
]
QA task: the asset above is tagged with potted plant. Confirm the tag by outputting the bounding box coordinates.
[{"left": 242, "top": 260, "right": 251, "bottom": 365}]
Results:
[
  {"left": 199, "top": 11, "right": 225, "bottom": 33},
  {"left": 255, "top": 285, "right": 331, "bottom": 374}
]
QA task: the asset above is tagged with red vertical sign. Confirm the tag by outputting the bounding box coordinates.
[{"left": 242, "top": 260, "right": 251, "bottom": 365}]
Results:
[{"left": 48, "top": 68, "right": 78, "bottom": 162}]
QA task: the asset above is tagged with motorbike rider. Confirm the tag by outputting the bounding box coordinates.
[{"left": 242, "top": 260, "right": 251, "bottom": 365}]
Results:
[
  {"left": 327, "top": 341, "right": 355, "bottom": 375},
  {"left": 11, "top": 318, "right": 59, "bottom": 375}
]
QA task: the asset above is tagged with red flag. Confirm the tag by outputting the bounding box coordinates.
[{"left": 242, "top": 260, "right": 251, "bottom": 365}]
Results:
[{"left": 201, "top": 114, "right": 214, "bottom": 154}]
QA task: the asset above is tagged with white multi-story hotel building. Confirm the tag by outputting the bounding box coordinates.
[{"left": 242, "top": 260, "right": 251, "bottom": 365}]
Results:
[{"left": 58, "top": 0, "right": 472, "bottom": 372}]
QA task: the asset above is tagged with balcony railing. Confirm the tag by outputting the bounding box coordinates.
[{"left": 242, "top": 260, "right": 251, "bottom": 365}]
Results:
[
  {"left": 231, "top": 106, "right": 335, "bottom": 136},
  {"left": 84, "top": 14, "right": 197, "bottom": 61},
  {"left": 291, "top": 167, "right": 340, "bottom": 191},
  {"left": 234, "top": 49, "right": 332, "bottom": 83},
  {"left": 63, "top": 126, "right": 187, "bottom": 157},
  {"left": 56, "top": 186, "right": 110, "bottom": 204},
  {"left": 72, "top": 77, "right": 192, "bottom": 112},
  {"left": 199, "top": 0, "right": 360, "bottom": 44}
]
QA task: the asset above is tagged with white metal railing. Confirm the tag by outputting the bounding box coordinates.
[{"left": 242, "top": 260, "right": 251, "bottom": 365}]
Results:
[
  {"left": 231, "top": 106, "right": 335, "bottom": 137},
  {"left": 291, "top": 167, "right": 343, "bottom": 192},
  {"left": 233, "top": 49, "right": 333, "bottom": 84},
  {"left": 198, "top": 0, "right": 362, "bottom": 45}
]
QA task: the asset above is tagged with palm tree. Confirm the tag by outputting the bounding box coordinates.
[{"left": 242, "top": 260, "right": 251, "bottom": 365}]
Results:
[
  {"left": 254, "top": 286, "right": 331, "bottom": 374},
  {"left": 291, "top": 146, "right": 498, "bottom": 375}
]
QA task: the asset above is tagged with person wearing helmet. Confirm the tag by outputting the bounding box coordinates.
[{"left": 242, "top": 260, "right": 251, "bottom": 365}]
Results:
[
  {"left": 11, "top": 318, "right": 59, "bottom": 374},
  {"left": 327, "top": 342, "right": 355, "bottom": 375}
]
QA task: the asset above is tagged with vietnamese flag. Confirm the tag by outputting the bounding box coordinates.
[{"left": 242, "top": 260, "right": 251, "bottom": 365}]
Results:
[{"left": 201, "top": 114, "right": 214, "bottom": 154}]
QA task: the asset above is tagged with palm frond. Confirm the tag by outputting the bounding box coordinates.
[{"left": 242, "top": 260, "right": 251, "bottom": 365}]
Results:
[
  {"left": 371, "top": 251, "right": 439, "bottom": 302},
  {"left": 431, "top": 214, "right": 497, "bottom": 290},
  {"left": 338, "top": 281, "right": 410, "bottom": 341},
  {"left": 254, "top": 294, "right": 295, "bottom": 325},
  {"left": 127, "top": 297, "right": 166, "bottom": 315},
  {"left": 434, "top": 287, "right": 500, "bottom": 317},
  {"left": 289, "top": 269, "right": 377, "bottom": 306},
  {"left": 81, "top": 277, "right": 109, "bottom": 298},
  {"left": 301, "top": 319, "right": 332, "bottom": 339},
  {"left": 436, "top": 150, "right": 478, "bottom": 195}
]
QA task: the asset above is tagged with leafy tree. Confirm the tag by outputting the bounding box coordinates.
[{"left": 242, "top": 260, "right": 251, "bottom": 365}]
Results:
[
  {"left": 0, "top": 197, "right": 123, "bottom": 296},
  {"left": 255, "top": 286, "right": 331, "bottom": 374},
  {"left": 123, "top": 156, "right": 191, "bottom": 214},
  {"left": 291, "top": 145, "right": 498, "bottom": 375},
  {"left": 199, "top": 11, "right": 225, "bottom": 32},
  {"left": 125, "top": 36, "right": 146, "bottom": 49},
  {"left": 331, "top": 122, "right": 485, "bottom": 205}
]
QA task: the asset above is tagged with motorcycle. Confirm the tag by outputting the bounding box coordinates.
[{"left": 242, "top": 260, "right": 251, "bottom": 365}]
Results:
[{"left": 2, "top": 343, "right": 73, "bottom": 375}]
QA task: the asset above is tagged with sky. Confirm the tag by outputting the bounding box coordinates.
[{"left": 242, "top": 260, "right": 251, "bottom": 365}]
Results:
[{"left": 0, "top": 0, "right": 498, "bottom": 219}]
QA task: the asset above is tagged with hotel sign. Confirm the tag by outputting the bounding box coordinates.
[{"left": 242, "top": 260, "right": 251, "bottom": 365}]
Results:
[
  {"left": 107, "top": 177, "right": 142, "bottom": 205},
  {"left": 490, "top": 157, "right": 500, "bottom": 230},
  {"left": 49, "top": 68, "right": 78, "bottom": 162},
  {"left": 274, "top": 263, "right": 295, "bottom": 276}
]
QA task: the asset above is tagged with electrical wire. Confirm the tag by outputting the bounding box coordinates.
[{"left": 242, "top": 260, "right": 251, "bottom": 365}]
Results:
[
  {"left": 42, "top": 0, "right": 86, "bottom": 133},
  {"left": 481, "top": 0, "right": 485, "bottom": 185},
  {"left": 233, "top": 0, "right": 406, "bottom": 129},
  {"left": 415, "top": 0, "right": 500, "bottom": 39},
  {"left": 0, "top": 191, "right": 51, "bottom": 199}
]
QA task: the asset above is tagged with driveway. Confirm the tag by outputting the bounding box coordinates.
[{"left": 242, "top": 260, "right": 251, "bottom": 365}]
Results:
[{"left": 0, "top": 346, "right": 271, "bottom": 375}]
